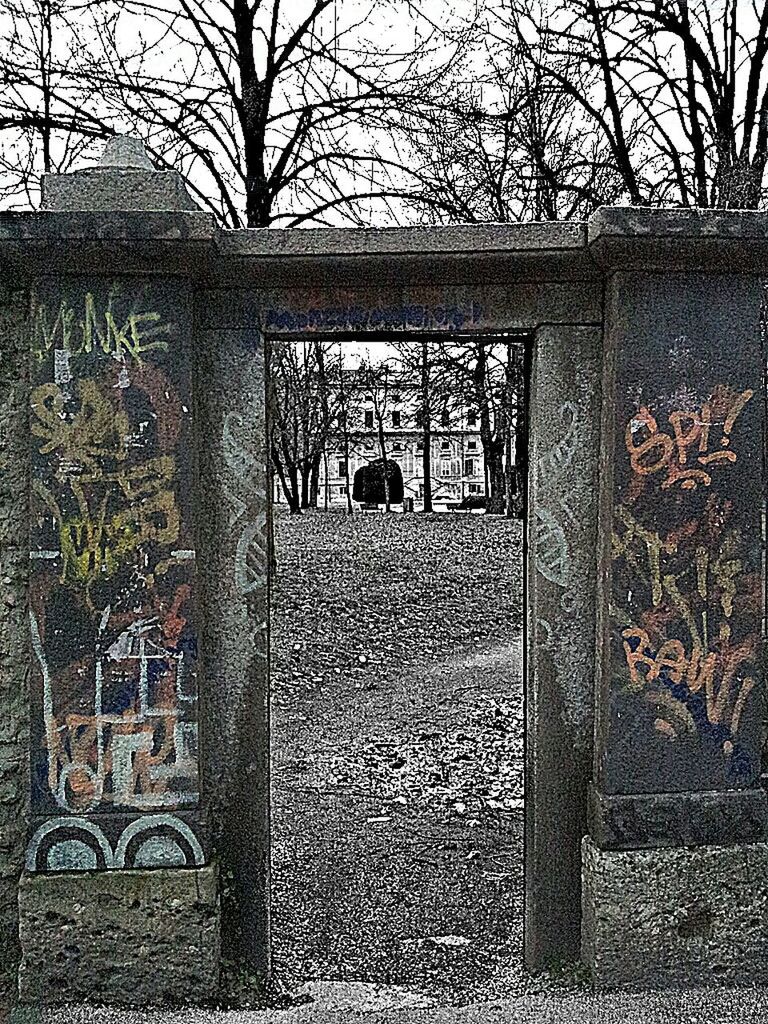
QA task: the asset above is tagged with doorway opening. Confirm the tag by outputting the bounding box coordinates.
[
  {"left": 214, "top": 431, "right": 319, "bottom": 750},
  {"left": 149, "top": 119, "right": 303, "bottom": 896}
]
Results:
[{"left": 267, "top": 331, "right": 531, "bottom": 1008}]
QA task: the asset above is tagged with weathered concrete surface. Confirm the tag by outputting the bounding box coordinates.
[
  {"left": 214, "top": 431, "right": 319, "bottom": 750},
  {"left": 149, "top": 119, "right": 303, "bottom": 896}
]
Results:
[
  {"left": 42, "top": 135, "right": 197, "bottom": 214},
  {"left": 194, "top": 324, "right": 269, "bottom": 984},
  {"left": 589, "top": 785, "right": 768, "bottom": 850},
  {"left": 582, "top": 836, "right": 768, "bottom": 989},
  {"left": 0, "top": 288, "right": 29, "bottom": 975},
  {"left": 42, "top": 170, "right": 198, "bottom": 214},
  {"left": 594, "top": 272, "right": 767, "bottom": 847},
  {"left": 525, "top": 325, "right": 602, "bottom": 971},
  {"left": 198, "top": 284, "right": 603, "bottom": 333},
  {"left": 589, "top": 206, "right": 768, "bottom": 272},
  {"left": 17, "top": 864, "right": 220, "bottom": 1005}
]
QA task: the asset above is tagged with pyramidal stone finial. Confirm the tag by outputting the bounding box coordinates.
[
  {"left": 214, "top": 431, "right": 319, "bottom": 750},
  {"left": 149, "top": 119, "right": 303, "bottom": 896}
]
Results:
[{"left": 96, "top": 134, "right": 154, "bottom": 172}]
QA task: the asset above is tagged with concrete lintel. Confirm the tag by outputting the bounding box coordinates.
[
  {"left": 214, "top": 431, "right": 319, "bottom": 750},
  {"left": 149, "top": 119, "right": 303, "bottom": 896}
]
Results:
[
  {"left": 0, "top": 213, "right": 599, "bottom": 286},
  {"left": 220, "top": 220, "right": 588, "bottom": 258},
  {"left": 588, "top": 206, "right": 768, "bottom": 272},
  {"left": 212, "top": 221, "right": 594, "bottom": 286},
  {"left": 582, "top": 836, "right": 768, "bottom": 989}
]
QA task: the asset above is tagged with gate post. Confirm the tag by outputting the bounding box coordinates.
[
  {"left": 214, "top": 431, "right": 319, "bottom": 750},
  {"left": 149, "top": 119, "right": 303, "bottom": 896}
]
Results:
[
  {"left": 583, "top": 209, "right": 768, "bottom": 988},
  {"left": 525, "top": 324, "right": 602, "bottom": 970},
  {"left": 14, "top": 137, "right": 225, "bottom": 1005}
]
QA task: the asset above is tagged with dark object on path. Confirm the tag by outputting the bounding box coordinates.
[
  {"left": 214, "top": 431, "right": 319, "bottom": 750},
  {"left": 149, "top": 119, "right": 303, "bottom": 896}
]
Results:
[
  {"left": 458, "top": 494, "right": 487, "bottom": 511},
  {"left": 353, "top": 458, "right": 404, "bottom": 505}
]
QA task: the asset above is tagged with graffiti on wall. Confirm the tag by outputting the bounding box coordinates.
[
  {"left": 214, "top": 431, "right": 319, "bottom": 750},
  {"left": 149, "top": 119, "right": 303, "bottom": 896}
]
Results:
[
  {"left": 533, "top": 395, "right": 596, "bottom": 744},
  {"left": 28, "top": 279, "right": 201, "bottom": 870},
  {"left": 264, "top": 300, "right": 485, "bottom": 333},
  {"left": 611, "top": 375, "right": 762, "bottom": 785}
]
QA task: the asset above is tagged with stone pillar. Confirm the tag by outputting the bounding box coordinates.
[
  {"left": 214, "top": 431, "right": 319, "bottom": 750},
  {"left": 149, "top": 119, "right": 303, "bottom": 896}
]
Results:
[
  {"left": 583, "top": 210, "right": 768, "bottom": 988},
  {"left": 17, "top": 138, "right": 220, "bottom": 1005},
  {"left": 194, "top": 309, "right": 270, "bottom": 987},
  {"left": 525, "top": 324, "right": 602, "bottom": 969}
]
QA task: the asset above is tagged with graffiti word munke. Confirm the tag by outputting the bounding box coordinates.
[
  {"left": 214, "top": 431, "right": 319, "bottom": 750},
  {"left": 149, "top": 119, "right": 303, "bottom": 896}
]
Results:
[
  {"left": 625, "top": 388, "right": 753, "bottom": 491},
  {"left": 33, "top": 293, "right": 174, "bottom": 364}
]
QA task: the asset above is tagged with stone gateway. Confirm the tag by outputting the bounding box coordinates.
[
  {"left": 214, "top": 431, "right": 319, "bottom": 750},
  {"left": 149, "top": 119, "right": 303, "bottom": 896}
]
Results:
[{"left": 1, "top": 139, "right": 768, "bottom": 1003}]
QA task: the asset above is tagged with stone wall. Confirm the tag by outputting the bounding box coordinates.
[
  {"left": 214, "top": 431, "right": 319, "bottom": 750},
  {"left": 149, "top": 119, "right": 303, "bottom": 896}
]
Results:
[{"left": 0, "top": 288, "right": 29, "bottom": 970}]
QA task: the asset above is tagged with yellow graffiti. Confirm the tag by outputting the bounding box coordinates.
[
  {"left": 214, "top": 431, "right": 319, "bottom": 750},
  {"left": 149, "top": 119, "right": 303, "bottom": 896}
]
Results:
[
  {"left": 31, "top": 380, "right": 130, "bottom": 469},
  {"left": 32, "top": 290, "right": 174, "bottom": 365},
  {"left": 613, "top": 507, "right": 744, "bottom": 625},
  {"left": 37, "top": 455, "right": 180, "bottom": 599}
]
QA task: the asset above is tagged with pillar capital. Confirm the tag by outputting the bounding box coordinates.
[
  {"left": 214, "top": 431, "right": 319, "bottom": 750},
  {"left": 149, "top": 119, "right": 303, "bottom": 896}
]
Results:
[
  {"left": 41, "top": 134, "right": 199, "bottom": 214},
  {"left": 588, "top": 205, "right": 768, "bottom": 273}
]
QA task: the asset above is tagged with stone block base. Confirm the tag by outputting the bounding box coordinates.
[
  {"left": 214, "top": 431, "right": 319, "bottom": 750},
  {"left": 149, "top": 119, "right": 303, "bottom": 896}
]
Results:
[
  {"left": 18, "top": 863, "right": 220, "bottom": 1005},
  {"left": 582, "top": 837, "right": 768, "bottom": 989}
]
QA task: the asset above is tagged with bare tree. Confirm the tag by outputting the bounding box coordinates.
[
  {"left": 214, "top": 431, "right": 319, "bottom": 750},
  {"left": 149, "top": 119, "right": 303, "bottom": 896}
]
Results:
[
  {"left": 509, "top": 0, "right": 768, "bottom": 209},
  {"left": 268, "top": 337, "right": 339, "bottom": 514},
  {"left": 62, "top": 0, "right": 456, "bottom": 227},
  {"left": 0, "top": 0, "right": 113, "bottom": 207},
  {"left": 436, "top": 338, "right": 516, "bottom": 515},
  {"left": 395, "top": 2, "right": 628, "bottom": 223},
  {"left": 395, "top": 338, "right": 460, "bottom": 512},
  {"left": 331, "top": 346, "right": 367, "bottom": 515},
  {"left": 398, "top": 0, "right": 768, "bottom": 221}
]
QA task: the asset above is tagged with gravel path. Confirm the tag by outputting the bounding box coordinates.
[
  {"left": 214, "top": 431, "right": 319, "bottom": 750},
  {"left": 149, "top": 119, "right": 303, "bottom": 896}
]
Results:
[{"left": 269, "top": 510, "right": 545, "bottom": 1005}]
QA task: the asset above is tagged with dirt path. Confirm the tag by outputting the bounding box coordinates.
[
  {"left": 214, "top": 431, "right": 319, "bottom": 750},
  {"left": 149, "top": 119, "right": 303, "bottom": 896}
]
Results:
[{"left": 270, "top": 512, "right": 527, "bottom": 1005}]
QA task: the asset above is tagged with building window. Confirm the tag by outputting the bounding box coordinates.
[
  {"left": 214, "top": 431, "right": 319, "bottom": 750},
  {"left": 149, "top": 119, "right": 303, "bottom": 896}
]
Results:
[
  {"left": 441, "top": 408, "right": 450, "bottom": 426},
  {"left": 392, "top": 393, "right": 401, "bottom": 404},
  {"left": 416, "top": 441, "right": 424, "bottom": 452},
  {"left": 391, "top": 410, "right": 401, "bottom": 427},
  {"left": 464, "top": 458, "right": 476, "bottom": 476},
  {"left": 441, "top": 440, "right": 450, "bottom": 452},
  {"left": 338, "top": 485, "right": 347, "bottom": 494},
  {"left": 364, "top": 410, "right": 374, "bottom": 428},
  {"left": 468, "top": 484, "right": 482, "bottom": 494},
  {"left": 338, "top": 459, "right": 347, "bottom": 476},
  {"left": 467, "top": 439, "right": 478, "bottom": 451},
  {"left": 392, "top": 443, "right": 403, "bottom": 453},
  {"left": 467, "top": 410, "right": 477, "bottom": 426}
]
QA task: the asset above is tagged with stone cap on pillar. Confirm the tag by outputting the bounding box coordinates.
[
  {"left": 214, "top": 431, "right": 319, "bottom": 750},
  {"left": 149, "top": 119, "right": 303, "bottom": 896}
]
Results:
[
  {"left": 587, "top": 205, "right": 768, "bottom": 272},
  {"left": 41, "top": 134, "right": 199, "bottom": 213}
]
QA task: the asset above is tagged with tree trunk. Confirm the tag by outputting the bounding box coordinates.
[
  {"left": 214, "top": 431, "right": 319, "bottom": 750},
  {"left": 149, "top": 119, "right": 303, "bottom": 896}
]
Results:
[
  {"left": 487, "top": 449, "right": 506, "bottom": 515},
  {"left": 309, "top": 453, "right": 321, "bottom": 508},
  {"left": 713, "top": 151, "right": 765, "bottom": 209},
  {"left": 376, "top": 411, "right": 391, "bottom": 513},
  {"left": 421, "top": 337, "right": 433, "bottom": 513},
  {"left": 473, "top": 342, "right": 505, "bottom": 513},
  {"left": 273, "top": 449, "right": 302, "bottom": 514},
  {"left": 337, "top": 354, "right": 354, "bottom": 514},
  {"left": 342, "top": 447, "right": 353, "bottom": 514}
]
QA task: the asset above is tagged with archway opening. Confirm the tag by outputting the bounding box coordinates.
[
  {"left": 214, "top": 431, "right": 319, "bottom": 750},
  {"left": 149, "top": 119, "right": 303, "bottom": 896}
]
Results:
[{"left": 267, "top": 331, "right": 531, "bottom": 1007}]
